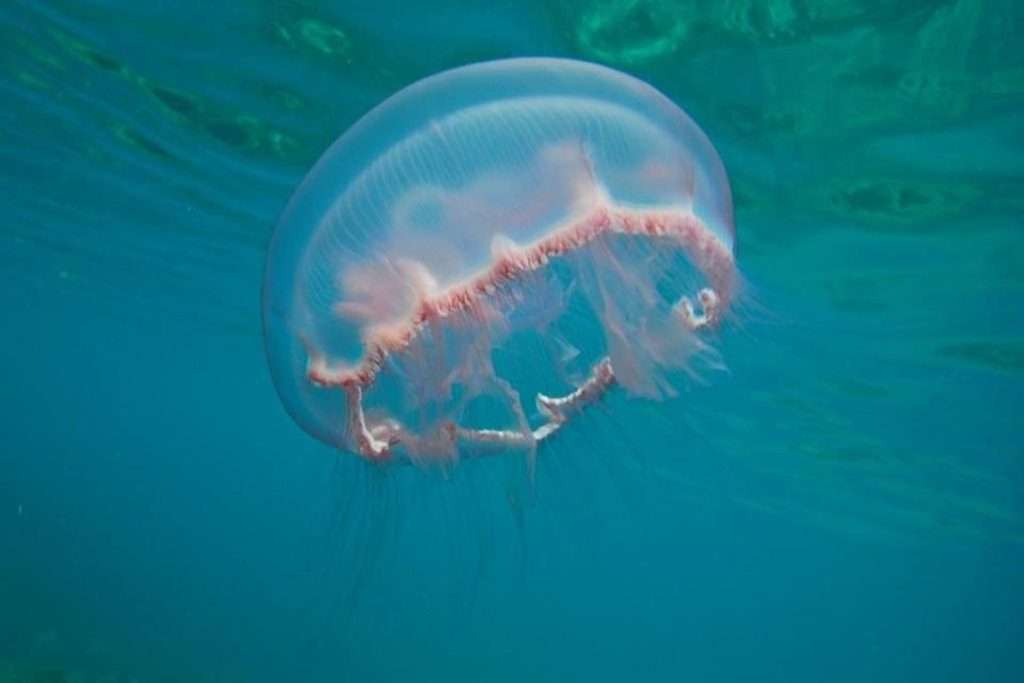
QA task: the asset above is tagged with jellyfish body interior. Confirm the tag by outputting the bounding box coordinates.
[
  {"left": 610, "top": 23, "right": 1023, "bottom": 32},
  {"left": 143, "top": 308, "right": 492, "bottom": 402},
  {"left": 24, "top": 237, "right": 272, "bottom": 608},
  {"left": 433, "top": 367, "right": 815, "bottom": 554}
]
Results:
[{"left": 263, "top": 58, "right": 737, "bottom": 463}]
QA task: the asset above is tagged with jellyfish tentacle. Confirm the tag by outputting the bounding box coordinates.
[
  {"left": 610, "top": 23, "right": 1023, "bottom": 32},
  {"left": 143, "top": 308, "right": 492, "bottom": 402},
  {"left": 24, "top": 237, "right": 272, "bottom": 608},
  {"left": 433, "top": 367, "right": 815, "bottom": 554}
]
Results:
[
  {"left": 675, "top": 287, "right": 721, "bottom": 331},
  {"left": 306, "top": 204, "right": 734, "bottom": 462}
]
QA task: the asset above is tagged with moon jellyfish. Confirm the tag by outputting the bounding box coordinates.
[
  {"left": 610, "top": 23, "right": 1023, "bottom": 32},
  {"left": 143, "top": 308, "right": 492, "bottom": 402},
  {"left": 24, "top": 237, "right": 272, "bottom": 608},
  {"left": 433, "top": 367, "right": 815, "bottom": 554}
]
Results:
[{"left": 263, "top": 58, "right": 737, "bottom": 463}]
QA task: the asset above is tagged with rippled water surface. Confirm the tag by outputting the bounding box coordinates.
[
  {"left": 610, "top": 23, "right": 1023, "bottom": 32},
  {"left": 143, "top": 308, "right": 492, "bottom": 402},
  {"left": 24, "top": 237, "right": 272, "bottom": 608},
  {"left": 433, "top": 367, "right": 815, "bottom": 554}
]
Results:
[{"left": 2, "top": 2, "right": 1022, "bottom": 682}]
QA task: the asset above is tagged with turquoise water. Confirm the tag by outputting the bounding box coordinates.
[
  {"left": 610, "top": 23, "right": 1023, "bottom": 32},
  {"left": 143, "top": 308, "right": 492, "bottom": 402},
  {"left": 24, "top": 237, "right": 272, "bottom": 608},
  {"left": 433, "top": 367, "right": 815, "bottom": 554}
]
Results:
[{"left": 2, "top": 1, "right": 1022, "bottom": 681}]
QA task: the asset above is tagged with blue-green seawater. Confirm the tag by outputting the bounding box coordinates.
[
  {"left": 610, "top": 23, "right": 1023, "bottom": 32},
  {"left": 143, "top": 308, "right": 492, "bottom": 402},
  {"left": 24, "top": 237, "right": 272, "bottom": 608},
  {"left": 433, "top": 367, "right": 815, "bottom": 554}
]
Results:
[{"left": 1, "top": 1, "right": 1022, "bottom": 681}]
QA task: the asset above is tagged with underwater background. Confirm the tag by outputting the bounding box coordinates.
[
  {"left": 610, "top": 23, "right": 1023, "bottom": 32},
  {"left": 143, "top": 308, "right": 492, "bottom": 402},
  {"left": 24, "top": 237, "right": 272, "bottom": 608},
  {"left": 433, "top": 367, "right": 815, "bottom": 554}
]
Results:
[{"left": 2, "top": 1, "right": 1022, "bottom": 681}]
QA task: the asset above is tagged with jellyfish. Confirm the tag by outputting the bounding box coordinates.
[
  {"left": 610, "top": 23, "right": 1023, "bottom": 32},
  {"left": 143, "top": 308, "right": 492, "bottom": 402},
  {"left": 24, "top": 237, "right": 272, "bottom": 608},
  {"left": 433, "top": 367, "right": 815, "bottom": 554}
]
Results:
[{"left": 262, "top": 58, "right": 737, "bottom": 464}]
